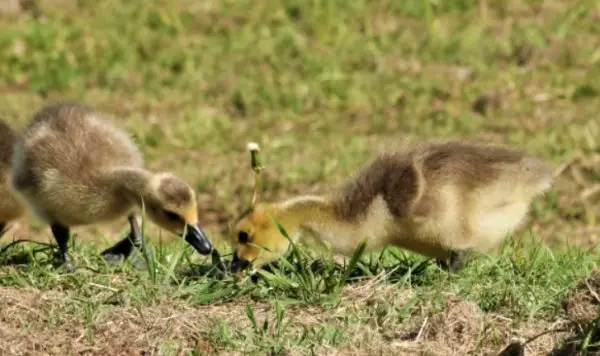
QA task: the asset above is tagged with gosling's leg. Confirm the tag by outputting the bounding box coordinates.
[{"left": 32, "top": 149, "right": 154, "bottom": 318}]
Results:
[
  {"left": 0, "top": 222, "right": 7, "bottom": 238},
  {"left": 436, "top": 249, "right": 470, "bottom": 272},
  {"left": 101, "top": 214, "right": 151, "bottom": 268},
  {"left": 127, "top": 214, "right": 152, "bottom": 268},
  {"left": 101, "top": 233, "right": 134, "bottom": 265},
  {"left": 50, "top": 223, "right": 74, "bottom": 273}
]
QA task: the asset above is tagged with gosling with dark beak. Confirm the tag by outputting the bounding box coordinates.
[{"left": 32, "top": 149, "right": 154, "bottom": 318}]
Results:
[
  {"left": 184, "top": 223, "right": 212, "bottom": 255},
  {"left": 230, "top": 251, "right": 251, "bottom": 273}
]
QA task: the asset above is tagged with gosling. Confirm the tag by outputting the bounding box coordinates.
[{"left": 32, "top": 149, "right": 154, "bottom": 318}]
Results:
[
  {"left": 230, "top": 140, "right": 554, "bottom": 273},
  {"left": 0, "top": 119, "right": 25, "bottom": 238},
  {"left": 10, "top": 102, "right": 213, "bottom": 272}
]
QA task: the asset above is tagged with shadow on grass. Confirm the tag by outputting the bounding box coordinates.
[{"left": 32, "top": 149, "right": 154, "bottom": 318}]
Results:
[
  {"left": 0, "top": 238, "right": 441, "bottom": 307},
  {"left": 498, "top": 318, "right": 600, "bottom": 356},
  {"left": 184, "top": 247, "right": 437, "bottom": 287},
  {"left": 2, "top": 238, "right": 439, "bottom": 288},
  {"left": 549, "top": 318, "right": 600, "bottom": 356},
  {"left": 173, "top": 247, "right": 440, "bottom": 305},
  {"left": 0, "top": 239, "right": 56, "bottom": 267}
]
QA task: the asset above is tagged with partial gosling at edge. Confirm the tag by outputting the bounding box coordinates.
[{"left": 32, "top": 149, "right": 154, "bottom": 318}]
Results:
[
  {"left": 0, "top": 119, "right": 25, "bottom": 238},
  {"left": 229, "top": 140, "right": 554, "bottom": 273},
  {"left": 10, "top": 101, "right": 213, "bottom": 272}
]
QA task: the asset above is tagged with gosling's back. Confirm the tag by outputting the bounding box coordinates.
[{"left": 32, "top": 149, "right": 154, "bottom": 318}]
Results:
[
  {"left": 412, "top": 141, "right": 553, "bottom": 251},
  {"left": 334, "top": 141, "right": 551, "bottom": 220},
  {"left": 332, "top": 140, "right": 553, "bottom": 256},
  {"left": 415, "top": 141, "right": 552, "bottom": 195},
  {"left": 12, "top": 102, "right": 142, "bottom": 185},
  {"left": 11, "top": 102, "right": 144, "bottom": 225}
]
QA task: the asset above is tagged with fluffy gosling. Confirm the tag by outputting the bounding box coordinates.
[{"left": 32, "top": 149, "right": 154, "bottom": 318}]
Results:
[
  {"left": 10, "top": 102, "right": 212, "bottom": 271},
  {"left": 230, "top": 140, "right": 553, "bottom": 273},
  {"left": 0, "top": 119, "right": 25, "bottom": 238}
]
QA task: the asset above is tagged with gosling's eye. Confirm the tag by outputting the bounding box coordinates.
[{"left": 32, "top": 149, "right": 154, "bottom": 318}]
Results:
[
  {"left": 238, "top": 231, "right": 249, "bottom": 244},
  {"left": 164, "top": 210, "right": 182, "bottom": 222}
]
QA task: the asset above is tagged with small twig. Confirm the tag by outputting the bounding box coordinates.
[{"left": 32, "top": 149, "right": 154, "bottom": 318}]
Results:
[
  {"left": 580, "top": 185, "right": 600, "bottom": 201},
  {"left": 553, "top": 155, "right": 581, "bottom": 178},
  {"left": 489, "top": 313, "right": 513, "bottom": 323},
  {"left": 571, "top": 227, "right": 600, "bottom": 234},
  {"left": 498, "top": 327, "right": 570, "bottom": 356},
  {"left": 14, "top": 302, "right": 42, "bottom": 316},
  {"left": 87, "top": 283, "right": 120, "bottom": 293},
  {"left": 522, "top": 327, "right": 571, "bottom": 346},
  {"left": 585, "top": 278, "right": 600, "bottom": 304},
  {"left": 415, "top": 316, "right": 428, "bottom": 341},
  {"left": 372, "top": 264, "right": 403, "bottom": 285}
]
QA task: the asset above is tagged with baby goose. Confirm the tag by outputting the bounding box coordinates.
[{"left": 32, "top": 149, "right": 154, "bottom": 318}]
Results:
[
  {"left": 0, "top": 119, "right": 25, "bottom": 238},
  {"left": 10, "top": 102, "right": 212, "bottom": 272},
  {"left": 230, "top": 140, "right": 554, "bottom": 273}
]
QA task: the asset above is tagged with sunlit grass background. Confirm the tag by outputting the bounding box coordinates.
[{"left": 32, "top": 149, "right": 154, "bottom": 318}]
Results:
[{"left": 0, "top": 0, "right": 599, "bottom": 354}]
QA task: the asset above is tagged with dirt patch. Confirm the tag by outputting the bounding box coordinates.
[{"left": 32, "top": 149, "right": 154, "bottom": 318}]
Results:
[
  {"left": 0, "top": 286, "right": 248, "bottom": 355},
  {"left": 396, "top": 297, "right": 494, "bottom": 355},
  {"left": 390, "top": 296, "right": 578, "bottom": 356},
  {"left": 340, "top": 278, "right": 414, "bottom": 308},
  {"left": 563, "top": 269, "right": 600, "bottom": 324},
  {"left": 422, "top": 297, "right": 485, "bottom": 349},
  {"left": 1, "top": 274, "right": 598, "bottom": 355},
  {"left": 0, "top": 286, "right": 336, "bottom": 355},
  {"left": 549, "top": 322, "right": 600, "bottom": 356},
  {"left": 0, "top": 281, "right": 416, "bottom": 355},
  {"left": 495, "top": 270, "right": 600, "bottom": 356}
]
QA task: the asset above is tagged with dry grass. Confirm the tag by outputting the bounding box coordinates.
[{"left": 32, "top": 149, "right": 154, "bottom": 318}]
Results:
[
  {"left": 0, "top": 276, "right": 597, "bottom": 355},
  {"left": 563, "top": 269, "right": 600, "bottom": 324}
]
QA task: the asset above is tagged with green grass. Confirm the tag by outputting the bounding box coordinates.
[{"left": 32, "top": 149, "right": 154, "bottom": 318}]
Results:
[
  {"left": 1, "top": 0, "right": 600, "bottom": 354},
  {"left": 0, "top": 232, "right": 598, "bottom": 354}
]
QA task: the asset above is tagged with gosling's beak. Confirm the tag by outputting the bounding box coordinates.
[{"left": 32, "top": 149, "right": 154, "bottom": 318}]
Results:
[
  {"left": 230, "top": 252, "right": 251, "bottom": 272},
  {"left": 184, "top": 224, "right": 212, "bottom": 255}
]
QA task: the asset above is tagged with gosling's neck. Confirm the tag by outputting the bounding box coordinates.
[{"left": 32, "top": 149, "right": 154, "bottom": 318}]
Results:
[
  {"left": 105, "top": 167, "right": 154, "bottom": 205},
  {"left": 270, "top": 195, "right": 373, "bottom": 254}
]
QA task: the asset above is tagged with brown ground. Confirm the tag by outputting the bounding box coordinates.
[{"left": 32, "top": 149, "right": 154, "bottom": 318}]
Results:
[{"left": 1, "top": 270, "right": 598, "bottom": 355}]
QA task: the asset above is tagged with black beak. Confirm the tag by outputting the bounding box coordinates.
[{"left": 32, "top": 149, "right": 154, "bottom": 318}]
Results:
[
  {"left": 230, "top": 252, "right": 251, "bottom": 272},
  {"left": 184, "top": 224, "right": 212, "bottom": 255}
]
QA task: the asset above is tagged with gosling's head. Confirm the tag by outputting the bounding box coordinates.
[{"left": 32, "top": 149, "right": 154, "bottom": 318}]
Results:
[
  {"left": 230, "top": 202, "right": 294, "bottom": 272},
  {"left": 144, "top": 173, "right": 212, "bottom": 255}
]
